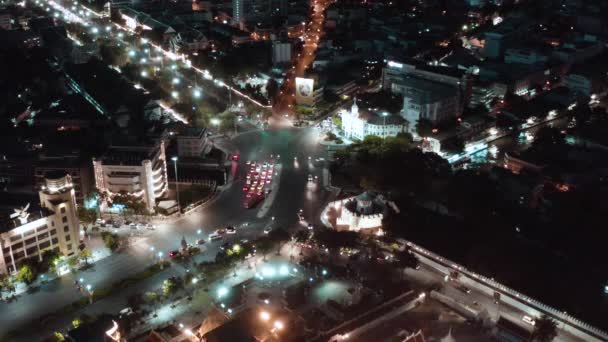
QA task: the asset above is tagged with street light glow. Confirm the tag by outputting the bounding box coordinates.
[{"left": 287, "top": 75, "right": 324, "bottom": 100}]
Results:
[
  {"left": 260, "top": 311, "right": 270, "bottom": 321},
  {"left": 217, "top": 287, "right": 228, "bottom": 298},
  {"left": 274, "top": 320, "right": 284, "bottom": 330}
]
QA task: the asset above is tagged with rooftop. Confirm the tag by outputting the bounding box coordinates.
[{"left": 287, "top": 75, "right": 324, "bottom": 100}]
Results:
[{"left": 395, "top": 76, "right": 458, "bottom": 104}]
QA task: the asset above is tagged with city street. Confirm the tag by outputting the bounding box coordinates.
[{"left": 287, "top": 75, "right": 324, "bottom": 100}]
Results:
[{"left": 0, "top": 125, "right": 330, "bottom": 340}]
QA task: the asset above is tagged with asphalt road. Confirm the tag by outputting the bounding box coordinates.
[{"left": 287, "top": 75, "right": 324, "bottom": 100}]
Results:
[{"left": 0, "top": 126, "right": 330, "bottom": 340}]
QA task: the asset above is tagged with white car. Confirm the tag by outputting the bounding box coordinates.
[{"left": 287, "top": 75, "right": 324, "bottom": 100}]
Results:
[
  {"left": 263, "top": 228, "right": 271, "bottom": 234},
  {"left": 226, "top": 227, "right": 236, "bottom": 234},
  {"left": 522, "top": 315, "right": 536, "bottom": 326},
  {"left": 308, "top": 174, "right": 313, "bottom": 182},
  {"left": 209, "top": 232, "right": 222, "bottom": 241}
]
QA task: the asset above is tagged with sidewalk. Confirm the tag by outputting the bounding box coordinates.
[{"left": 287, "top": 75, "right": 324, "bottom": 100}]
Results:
[{"left": 1, "top": 234, "right": 111, "bottom": 299}]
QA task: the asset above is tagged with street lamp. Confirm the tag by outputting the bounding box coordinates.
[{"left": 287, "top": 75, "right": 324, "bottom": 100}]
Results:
[
  {"left": 86, "top": 284, "right": 93, "bottom": 304},
  {"left": 172, "top": 156, "right": 180, "bottom": 213},
  {"left": 158, "top": 251, "right": 164, "bottom": 269}
]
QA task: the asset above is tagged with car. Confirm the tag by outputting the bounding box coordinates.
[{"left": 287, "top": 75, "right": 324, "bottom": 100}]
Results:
[
  {"left": 119, "top": 307, "right": 134, "bottom": 317},
  {"left": 220, "top": 242, "right": 231, "bottom": 250},
  {"left": 169, "top": 250, "right": 180, "bottom": 258},
  {"left": 308, "top": 174, "right": 313, "bottom": 182},
  {"left": 246, "top": 160, "right": 251, "bottom": 165},
  {"left": 522, "top": 315, "right": 536, "bottom": 326},
  {"left": 263, "top": 227, "right": 271, "bottom": 234},
  {"left": 232, "top": 154, "right": 239, "bottom": 161},
  {"left": 209, "top": 232, "right": 222, "bottom": 241},
  {"left": 216, "top": 228, "right": 226, "bottom": 235},
  {"left": 146, "top": 224, "right": 155, "bottom": 230},
  {"left": 307, "top": 223, "right": 314, "bottom": 230},
  {"left": 243, "top": 186, "right": 249, "bottom": 191},
  {"left": 196, "top": 239, "right": 205, "bottom": 245},
  {"left": 226, "top": 226, "right": 236, "bottom": 234},
  {"left": 246, "top": 193, "right": 253, "bottom": 198},
  {"left": 298, "top": 213, "right": 305, "bottom": 221},
  {"left": 457, "top": 285, "right": 471, "bottom": 294}
]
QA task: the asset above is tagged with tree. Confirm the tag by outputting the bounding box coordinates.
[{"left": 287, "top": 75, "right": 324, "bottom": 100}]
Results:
[
  {"left": 533, "top": 126, "right": 565, "bottom": 151},
  {"left": 294, "top": 230, "right": 309, "bottom": 243},
  {"left": 40, "top": 249, "right": 61, "bottom": 274},
  {"left": 332, "top": 116, "right": 342, "bottom": 128},
  {"left": 112, "top": 191, "right": 147, "bottom": 216},
  {"left": 52, "top": 332, "right": 66, "bottom": 341},
  {"left": 101, "top": 232, "right": 119, "bottom": 251},
  {"left": 16, "top": 263, "right": 37, "bottom": 285},
  {"left": 268, "top": 227, "right": 290, "bottom": 254},
  {"left": 79, "top": 249, "right": 92, "bottom": 265},
  {"left": 532, "top": 315, "right": 558, "bottom": 342},
  {"left": 256, "top": 236, "right": 273, "bottom": 261},
  {"left": 394, "top": 249, "right": 419, "bottom": 277},
  {"left": 162, "top": 278, "right": 177, "bottom": 297},
  {"left": 77, "top": 207, "right": 97, "bottom": 234},
  {"left": 415, "top": 118, "right": 433, "bottom": 137},
  {"left": 99, "top": 43, "right": 127, "bottom": 67}
]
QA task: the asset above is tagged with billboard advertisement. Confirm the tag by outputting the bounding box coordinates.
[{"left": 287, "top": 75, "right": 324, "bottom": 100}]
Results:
[{"left": 295, "top": 77, "right": 315, "bottom": 106}]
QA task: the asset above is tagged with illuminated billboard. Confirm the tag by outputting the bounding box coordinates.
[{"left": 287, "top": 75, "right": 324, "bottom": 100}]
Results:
[{"left": 295, "top": 77, "right": 315, "bottom": 105}]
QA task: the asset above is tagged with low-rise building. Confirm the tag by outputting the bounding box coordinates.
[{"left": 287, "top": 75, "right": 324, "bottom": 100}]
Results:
[
  {"left": 399, "top": 77, "right": 460, "bottom": 131},
  {"left": 0, "top": 172, "right": 80, "bottom": 275},
  {"left": 340, "top": 99, "right": 405, "bottom": 140},
  {"left": 325, "top": 192, "right": 392, "bottom": 234},
  {"left": 176, "top": 127, "right": 212, "bottom": 158},
  {"left": 93, "top": 141, "right": 168, "bottom": 211}
]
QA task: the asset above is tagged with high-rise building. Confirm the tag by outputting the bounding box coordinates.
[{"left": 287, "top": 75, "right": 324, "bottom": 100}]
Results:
[
  {"left": 272, "top": 42, "right": 292, "bottom": 65},
  {"left": 0, "top": 172, "right": 80, "bottom": 275}
]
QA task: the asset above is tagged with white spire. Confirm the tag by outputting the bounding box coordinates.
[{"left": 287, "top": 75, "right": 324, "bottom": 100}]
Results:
[{"left": 351, "top": 97, "right": 359, "bottom": 115}]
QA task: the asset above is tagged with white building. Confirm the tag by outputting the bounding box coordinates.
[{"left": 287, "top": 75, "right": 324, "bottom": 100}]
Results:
[
  {"left": 272, "top": 41, "right": 291, "bottom": 65},
  {"left": 324, "top": 192, "right": 392, "bottom": 234},
  {"left": 177, "top": 127, "right": 212, "bottom": 158},
  {"left": 340, "top": 99, "right": 405, "bottom": 140},
  {"left": 0, "top": 172, "right": 80, "bottom": 275},
  {"left": 93, "top": 141, "right": 168, "bottom": 211}
]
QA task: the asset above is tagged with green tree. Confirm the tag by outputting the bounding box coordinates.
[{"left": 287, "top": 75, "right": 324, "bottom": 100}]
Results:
[
  {"left": 162, "top": 278, "right": 177, "bottom": 297},
  {"left": 256, "top": 236, "right": 273, "bottom": 261},
  {"left": 532, "top": 315, "right": 558, "bottom": 342},
  {"left": 16, "top": 263, "right": 37, "bottom": 285},
  {"left": 332, "top": 116, "right": 342, "bottom": 128},
  {"left": 99, "top": 43, "right": 127, "bottom": 67},
  {"left": 40, "top": 249, "right": 61, "bottom": 273},
  {"left": 144, "top": 291, "right": 159, "bottom": 303},
  {"left": 77, "top": 207, "right": 97, "bottom": 234},
  {"left": 101, "top": 232, "right": 119, "bottom": 251},
  {"left": 53, "top": 332, "right": 66, "bottom": 341},
  {"left": 79, "top": 248, "right": 92, "bottom": 265}
]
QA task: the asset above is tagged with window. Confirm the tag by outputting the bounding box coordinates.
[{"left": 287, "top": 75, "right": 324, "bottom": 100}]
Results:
[
  {"left": 60, "top": 207, "right": 66, "bottom": 214},
  {"left": 64, "top": 226, "right": 69, "bottom": 232},
  {"left": 65, "top": 235, "right": 71, "bottom": 242},
  {"left": 51, "top": 221, "right": 55, "bottom": 227},
  {"left": 50, "top": 229, "right": 57, "bottom": 236},
  {"left": 10, "top": 235, "right": 22, "bottom": 242},
  {"left": 37, "top": 225, "right": 48, "bottom": 232},
  {"left": 62, "top": 216, "right": 68, "bottom": 223},
  {"left": 67, "top": 243, "right": 72, "bottom": 251},
  {"left": 26, "top": 246, "right": 38, "bottom": 255},
  {"left": 51, "top": 238, "right": 59, "bottom": 245},
  {"left": 39, "top": 241, "right": 51, "bottom": 249},
  {"left": 25, "top": 237, "right": 36, "bottom": 245},
  {"left": 11, "top": 242, "right": 23, "bottom": 249}
]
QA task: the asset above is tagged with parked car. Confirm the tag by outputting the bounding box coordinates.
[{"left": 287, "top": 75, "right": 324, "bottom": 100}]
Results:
[
  {"left": 209, "top": 232, "right": 222, "bottom": 241},
  {"left": 226, "top": 226, "right": 236, "bottom": 234},
  {"left": 169, "top": 250, "right": 180, "bottom": 258},
  {"left": 196, "top": 239, "right": 205, "bottom": 245}
]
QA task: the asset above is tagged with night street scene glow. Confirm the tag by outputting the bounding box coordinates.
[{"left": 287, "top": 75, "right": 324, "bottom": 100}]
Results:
[{"left": 1, "top": 0, "right": 608, "bottom": 341}]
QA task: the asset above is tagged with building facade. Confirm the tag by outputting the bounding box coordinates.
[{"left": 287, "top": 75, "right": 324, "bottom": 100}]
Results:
[
  {"left": 176, "top": 127, "right": 211, "bottom": 158},
  {"left": 0, "top": 172, "right": 80, "bottom": 275},
  {"left": 340, "top": 99, "right": 405, "bottom": 140},
  {"left": 93, "top": 142, "right": 168, "bottom": 211}
]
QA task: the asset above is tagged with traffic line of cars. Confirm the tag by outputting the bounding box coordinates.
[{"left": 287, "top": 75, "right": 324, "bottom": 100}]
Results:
[{"left": 243, "top": 160, "right": 275, "bottom": 208}]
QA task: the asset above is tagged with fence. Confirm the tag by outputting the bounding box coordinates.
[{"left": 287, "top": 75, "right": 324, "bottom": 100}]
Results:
[{"left": 398, "top": 239, "right": 608, "bottom": 341}]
